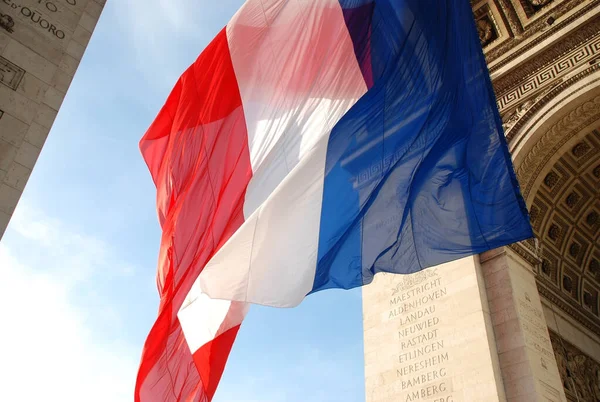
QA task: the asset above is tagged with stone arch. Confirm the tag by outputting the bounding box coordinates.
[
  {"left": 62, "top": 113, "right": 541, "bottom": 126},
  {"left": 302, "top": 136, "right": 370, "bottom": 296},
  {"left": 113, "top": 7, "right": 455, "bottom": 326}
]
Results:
[{"left": 506, "top": 66, "right": 600, "bottom": 330}]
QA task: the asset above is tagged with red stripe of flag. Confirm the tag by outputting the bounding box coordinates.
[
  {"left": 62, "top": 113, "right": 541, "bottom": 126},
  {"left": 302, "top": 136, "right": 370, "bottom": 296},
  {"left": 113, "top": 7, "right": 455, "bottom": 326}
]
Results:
[{"left": 136, "top": 28, "right": 252, "bottom": 402}]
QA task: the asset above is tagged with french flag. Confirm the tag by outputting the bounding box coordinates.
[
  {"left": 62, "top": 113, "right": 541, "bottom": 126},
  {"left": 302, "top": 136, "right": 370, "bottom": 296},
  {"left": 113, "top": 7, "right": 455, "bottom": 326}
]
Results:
[{"left": 136, "top": 0, "right": 533, "bottom": 401}]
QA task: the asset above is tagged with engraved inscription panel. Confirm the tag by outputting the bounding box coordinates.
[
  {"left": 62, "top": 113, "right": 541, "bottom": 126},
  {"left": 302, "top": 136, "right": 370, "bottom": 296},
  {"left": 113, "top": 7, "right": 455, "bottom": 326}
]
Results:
[
  {"left": 0, "top": 56, "right": 25, "bottom": 90},
  {"left": 364, "top": 257, "right": 503, "bottom": 402},
  {"left": 0, "top": 0, "right": 84, "bottom": 48},
  {"left": 389, "top": 269, "right": 452, "bottom": 401}
]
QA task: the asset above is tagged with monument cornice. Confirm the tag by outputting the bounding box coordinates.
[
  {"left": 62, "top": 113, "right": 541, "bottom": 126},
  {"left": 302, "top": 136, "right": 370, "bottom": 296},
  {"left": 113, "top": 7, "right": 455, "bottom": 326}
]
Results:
[
  {"left": 538, "top": 281, "right": 600, "bottom": 336},
  {"left": 492, "top": 14, "right": 600, "bottom": 99},
  {"left": 508, "top": 241, "right": 541, "bottom": 267}
]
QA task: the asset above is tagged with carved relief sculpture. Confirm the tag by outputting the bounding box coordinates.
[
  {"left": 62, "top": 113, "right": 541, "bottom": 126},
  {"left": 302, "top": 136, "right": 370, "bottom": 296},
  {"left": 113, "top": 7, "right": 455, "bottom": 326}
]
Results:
[
  {"left": 477, "top": 18, "right": 494, "bottom": 46},
  {"left": 550, "top": 331, "right": 600, "bottom": 401}
]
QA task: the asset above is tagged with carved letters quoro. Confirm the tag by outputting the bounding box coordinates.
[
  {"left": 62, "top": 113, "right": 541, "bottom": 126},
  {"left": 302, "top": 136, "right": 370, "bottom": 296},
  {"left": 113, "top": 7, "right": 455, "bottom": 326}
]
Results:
[
  {"left": 0, "top": 0, "right": 79, "bottom": 40},
  {"left": 387, "top": 269, "right": 453, "bottom": 402}
]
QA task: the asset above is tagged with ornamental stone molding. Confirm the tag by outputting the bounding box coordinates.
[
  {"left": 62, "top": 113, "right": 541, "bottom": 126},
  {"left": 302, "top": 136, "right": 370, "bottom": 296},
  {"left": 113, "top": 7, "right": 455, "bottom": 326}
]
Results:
[
  {"left": 493, "top": 15, "right": 600, "bottom": 97},
  {"left": 502, "top": 79, "right": 563, "bottom": 134},
  {"left": 497, "top": 33, "right": 600, "bottom": 112},
  {"left": 503, "top": 66, "right": 600, "bottom": 145}
]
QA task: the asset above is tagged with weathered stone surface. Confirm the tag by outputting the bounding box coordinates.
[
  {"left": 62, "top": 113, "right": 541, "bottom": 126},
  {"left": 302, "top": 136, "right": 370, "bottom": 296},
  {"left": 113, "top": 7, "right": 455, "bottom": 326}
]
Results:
[
  {"left": 14, "top": 140, "right": 40, "bottom": 169},
  {"left": 0, "top": 183, "right": 20, "bottom": 214},
  {"left": 2, "top": 40, "right": 58, "bottom": 83},
  {"left": 24, "top": 121, "right": 49, "bottom": 148},
  {"left": 0, "top": 112, "right": 28, "bottom": 146},
  {"left": 0, "top": 0, "right": 104, "bottom": 238},
  {"left": 3, "top": 161, "right": 31, "bottom": 191},
  {"left": 0, "top": 210, "right": 9, "bottom": 238},
  {"left": 481, "top": 248, "right": 567, "bottom": 402},
  {"left": 0, "top": 139, "right": 17, "bottom": 171}
]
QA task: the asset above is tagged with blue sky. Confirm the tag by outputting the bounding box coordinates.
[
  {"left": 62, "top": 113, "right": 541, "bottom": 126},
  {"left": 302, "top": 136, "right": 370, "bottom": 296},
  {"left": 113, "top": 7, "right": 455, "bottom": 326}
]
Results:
[{"left": 0, "top": 1, "right": 365, "bottom": 401}]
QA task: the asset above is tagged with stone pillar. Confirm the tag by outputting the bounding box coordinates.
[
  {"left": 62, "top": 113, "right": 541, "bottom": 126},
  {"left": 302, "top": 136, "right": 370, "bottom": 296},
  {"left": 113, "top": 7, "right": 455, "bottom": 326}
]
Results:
[
  {"left": 481, "top": 247, "right": 567, "bottom": 402},
  {"left": 0, "top": 0, "right": 105, "bottom": 238},
  {"left": 363, "top": 256, "right": 506, "bottom": 402}
]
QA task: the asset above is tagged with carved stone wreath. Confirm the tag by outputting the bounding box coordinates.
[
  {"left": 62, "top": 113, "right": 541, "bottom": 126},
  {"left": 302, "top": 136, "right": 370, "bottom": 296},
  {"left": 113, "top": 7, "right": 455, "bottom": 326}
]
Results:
[
  {"left": 0, "top": 13, "right": 15, "bottom": 34},
  {"left": 390, "top": 268, "right": 438, "bottom": 295}
]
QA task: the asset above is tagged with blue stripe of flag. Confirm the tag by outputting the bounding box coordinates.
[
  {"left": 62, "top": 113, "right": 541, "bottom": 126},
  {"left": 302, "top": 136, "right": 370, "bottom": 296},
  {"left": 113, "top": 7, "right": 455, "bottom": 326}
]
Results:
[{"left": 311, "top": 0, "right": 532, "bottom": 294}]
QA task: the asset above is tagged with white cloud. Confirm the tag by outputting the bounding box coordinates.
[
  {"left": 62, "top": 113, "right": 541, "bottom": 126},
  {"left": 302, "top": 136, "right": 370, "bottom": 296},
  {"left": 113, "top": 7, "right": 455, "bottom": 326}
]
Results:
[
  {"left": 8, "top": 204, "right": 136, "bottom": 287},
  {"left": 0, "top": 206, "right": 139, "bottom": 402}
]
